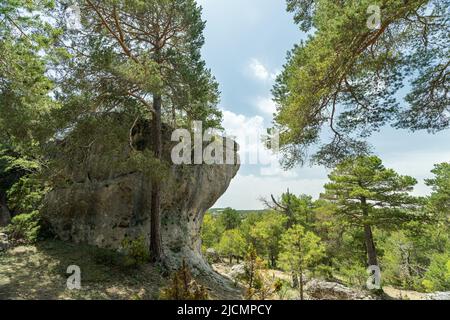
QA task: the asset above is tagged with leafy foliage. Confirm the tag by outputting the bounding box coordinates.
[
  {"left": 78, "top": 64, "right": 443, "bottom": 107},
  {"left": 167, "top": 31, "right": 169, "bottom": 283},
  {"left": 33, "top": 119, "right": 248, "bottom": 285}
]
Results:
[
  {"left": 160, "top": 260, "right": 209, "bottom": 300},
  {"left": 216, "top": 229, "right": 245, "bottom": 264},
  {"left": 6, "top": 211, "right": 42, "bottom": 244},
  {"left": 250, "top": 211, "right": 286, "bottom": 268},
  {"left": 323, "top": 156, "right": 421, "bottom": 228},
  {"left": 322, "top": 156, "right": 422, "bottom": 267},
  {"left": 121, "top": 236, "right": 150, "bottom": 267},
  {"left": 279, "top": 224, "right": 325, "bottom": 299},
  {"left": 202, "top": 160, "right": 449, "bottom": 293},
  {"left": 217, "top": 208, "right": 241, "bottom": 230},
  {"left": 273, "top": 0, "right": 449, "bottom": 167},
  {"left": 422, "top": 253, "right": 450, "bottom": 292}
]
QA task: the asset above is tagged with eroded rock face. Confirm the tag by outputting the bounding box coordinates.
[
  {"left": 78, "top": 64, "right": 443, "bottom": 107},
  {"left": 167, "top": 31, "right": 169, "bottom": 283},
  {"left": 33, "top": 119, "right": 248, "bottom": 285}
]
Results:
[
  {"left": 44, "top": 163, "right": 238, "bottom": 274},
  {"left": 42, "top": 120, "right": 240, "bottom": 278}
]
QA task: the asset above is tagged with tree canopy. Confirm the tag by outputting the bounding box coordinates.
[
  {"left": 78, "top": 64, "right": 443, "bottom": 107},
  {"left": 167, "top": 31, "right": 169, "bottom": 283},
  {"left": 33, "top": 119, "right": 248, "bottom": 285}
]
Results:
[
  {"left": 273, "top": 0, "right": 449, "bottom": 167},
  {"left": 322, "top": 156, "right": 421, "bottom": 266}
]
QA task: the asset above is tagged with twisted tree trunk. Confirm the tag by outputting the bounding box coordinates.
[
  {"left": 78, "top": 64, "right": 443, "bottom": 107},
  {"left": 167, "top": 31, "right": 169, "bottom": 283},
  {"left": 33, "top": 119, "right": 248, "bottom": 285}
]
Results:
[{"left": 361, "top": 196, "right": 378, "bottom": 266}]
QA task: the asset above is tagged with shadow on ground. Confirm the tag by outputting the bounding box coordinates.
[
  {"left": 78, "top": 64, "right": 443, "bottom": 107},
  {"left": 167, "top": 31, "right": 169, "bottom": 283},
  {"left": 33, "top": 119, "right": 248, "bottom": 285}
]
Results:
[{"left": 0, "top": 240, "right": 163, "bottom": 300}]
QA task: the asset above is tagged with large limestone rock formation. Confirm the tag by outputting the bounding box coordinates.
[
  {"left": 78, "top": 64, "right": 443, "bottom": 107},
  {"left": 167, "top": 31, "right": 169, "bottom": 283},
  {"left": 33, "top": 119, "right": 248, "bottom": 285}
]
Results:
[{"left": 42, "top": 120, "right": 240, "bottom": 281}]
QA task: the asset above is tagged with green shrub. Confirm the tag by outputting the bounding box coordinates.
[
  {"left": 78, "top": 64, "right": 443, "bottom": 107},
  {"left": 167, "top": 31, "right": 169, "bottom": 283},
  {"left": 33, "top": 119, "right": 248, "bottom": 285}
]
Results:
[
  {"left": 160, "top": 261, "right": 209, "bottom": 300},
  {"left": 121, "top": 236, "right": 150, "bottom": 267},
  {"left": 7, "top": 211, "right": 42, "bottom": 244},
  {"left": 421, "top": 253, "right": 450, "bottom": 292},
  {"left": 93, "top": 247, "right": 125, "bottom": 267}
]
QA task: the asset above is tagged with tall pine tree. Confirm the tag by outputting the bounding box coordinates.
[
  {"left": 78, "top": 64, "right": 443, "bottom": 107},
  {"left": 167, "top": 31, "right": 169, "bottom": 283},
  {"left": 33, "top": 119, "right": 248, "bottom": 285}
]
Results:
[
  {"left": 322, "top": 156, "right": 421, "bottom": 266},
  {"left": 53, "top": 0, "right": 221, "bottom": 261}
]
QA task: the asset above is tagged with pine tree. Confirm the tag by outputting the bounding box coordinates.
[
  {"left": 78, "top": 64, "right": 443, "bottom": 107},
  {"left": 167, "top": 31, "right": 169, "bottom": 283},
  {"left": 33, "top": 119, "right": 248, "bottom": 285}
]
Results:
[
  {"left": 54, "top": 0, "right": 221, "bottom": 261},
  {"left": 278, "top": 225, "right": 325, "bottom": 300},
  {"left": 0, "top": 0, "right": 57, "bottom": 225},
  {"left": 322, "top": 156, "right": 421, "bottom": 267},
  {"left": 426, "top": 162, "right": 450, "bottom": 218}
]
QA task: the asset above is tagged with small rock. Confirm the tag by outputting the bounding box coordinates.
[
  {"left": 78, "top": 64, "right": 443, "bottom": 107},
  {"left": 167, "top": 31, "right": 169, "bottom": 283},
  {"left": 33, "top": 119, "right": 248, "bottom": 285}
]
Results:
[
  {"left": 305, "top": 279, "right": 374, "bottom": 300},
  {"left": 229, "top": 264, "right": 246, "bottom": 282},
  {"left": 425, "top": 292, "right": 450, "bottom": 300}
]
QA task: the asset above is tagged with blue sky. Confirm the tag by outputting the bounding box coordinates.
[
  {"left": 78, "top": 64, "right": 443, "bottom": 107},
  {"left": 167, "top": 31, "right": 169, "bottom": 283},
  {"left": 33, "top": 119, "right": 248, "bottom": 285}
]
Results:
[{"left": 197, "top": 0, "right": 450, "bottom": 210}]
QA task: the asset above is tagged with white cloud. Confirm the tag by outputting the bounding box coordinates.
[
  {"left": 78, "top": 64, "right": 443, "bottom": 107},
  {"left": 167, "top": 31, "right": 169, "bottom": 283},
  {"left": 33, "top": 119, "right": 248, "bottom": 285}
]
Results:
[
  {"left": 221, "top": 109, "right": 267, "bottom": 166},
  {"left": 221, "top": 109, "right": 291, "bottom": 175},
  {"left": 213, "top": 120, "right": 450, "bottom": 209},
  {"left": 254, "top": 96, "right": 278, "bottom": 116},
  {"left": 382, "top": 150, "right": 450, "bottom": 197},
  {"left": 247, "top": 58, "right": 278, "bottom": 82}
]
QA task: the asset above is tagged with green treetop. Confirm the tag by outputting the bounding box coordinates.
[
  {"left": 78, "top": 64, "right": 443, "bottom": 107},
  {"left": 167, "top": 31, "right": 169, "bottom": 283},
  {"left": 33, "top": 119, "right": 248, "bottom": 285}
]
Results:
[
  {"left": 273, "top": 0, "right": 449, "bottom": 167},
  {"left": 279, "top": 224, "right": 325, "bottom": 300},
  {"left": 322, "top": 156, "right": 421, "bottom": 267},
  {"left": 426, "top": 162, "right": 450, "bottom": 218}
]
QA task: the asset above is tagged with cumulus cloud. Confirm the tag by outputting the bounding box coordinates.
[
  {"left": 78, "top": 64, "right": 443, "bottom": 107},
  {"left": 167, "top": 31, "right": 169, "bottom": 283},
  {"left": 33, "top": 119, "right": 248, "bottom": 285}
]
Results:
[
  {"left": 221, "top": 109, "right": 291, "bottom": 176},
  {"left": 254, "top": 96, "right": 278, "bottom": 116},
  {"left": 247, "top": 58, "right": 278, "bottom": 82}
]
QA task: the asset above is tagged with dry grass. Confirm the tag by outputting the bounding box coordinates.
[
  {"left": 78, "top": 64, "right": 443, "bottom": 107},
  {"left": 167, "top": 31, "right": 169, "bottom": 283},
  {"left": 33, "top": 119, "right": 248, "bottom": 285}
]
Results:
[
  {"left": 0, "top": 240, "right": 164, "bottom": 300},
  {"left": 0, "top": 240, "right": 243, "bottom": 300}
]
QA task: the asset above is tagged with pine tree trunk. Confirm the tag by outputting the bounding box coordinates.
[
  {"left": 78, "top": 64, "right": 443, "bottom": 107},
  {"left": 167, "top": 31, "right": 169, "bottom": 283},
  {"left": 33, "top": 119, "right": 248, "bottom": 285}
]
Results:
[
  {"left": 292, "top": 272, "right": 299, "bottom": 288},
  {"left": 364, "top": 224, "right": 378, "bottom": 266},
  {"left": 150, "top": 94, "right": 163, "bottom": 261},
  {"left": 299, "top": 270, "right": 304, "bottom": 300},
  {"left": 270, "top": 253, "right": 276, "bottom": 268},
  {"left": 361, "top": 196, "right": 378, "bottom": 267}
]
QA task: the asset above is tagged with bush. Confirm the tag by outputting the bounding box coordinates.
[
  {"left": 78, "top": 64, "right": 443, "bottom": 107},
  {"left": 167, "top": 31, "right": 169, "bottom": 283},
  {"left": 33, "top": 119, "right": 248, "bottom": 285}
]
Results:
[
  {"left": 6, "top": 211, "right": 42, "bottom": 244},
  {"left": 121, "top": 236, "right": 150, "bottom": 267},
  {"left": 160, "top": 261, "right": 209, "bottom": 300},
  {"left": 421, "top": 253, "right": 450, "bottom": 292},
  {"left": 93, "top": 247, "right": 125, "bottom": 267}
]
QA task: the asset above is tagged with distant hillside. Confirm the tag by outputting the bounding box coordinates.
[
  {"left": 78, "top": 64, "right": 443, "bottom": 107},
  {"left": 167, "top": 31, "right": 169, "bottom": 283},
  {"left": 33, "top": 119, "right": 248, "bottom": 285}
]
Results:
[{"left": 209, "top": 208, "right": 268, "bottom": 215}]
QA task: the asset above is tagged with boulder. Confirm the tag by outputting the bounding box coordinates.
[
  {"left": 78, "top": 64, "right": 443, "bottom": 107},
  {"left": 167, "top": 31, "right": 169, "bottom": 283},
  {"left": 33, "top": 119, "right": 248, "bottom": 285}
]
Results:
[
  {"left": 229, "top": 264, "right": 246, "bottom": 282},
  {"left": 305, "top": 279, "right": 374, "bottom": 300},
  {"left": 425, "top": 292, "right": 450, "bottom": 300}
]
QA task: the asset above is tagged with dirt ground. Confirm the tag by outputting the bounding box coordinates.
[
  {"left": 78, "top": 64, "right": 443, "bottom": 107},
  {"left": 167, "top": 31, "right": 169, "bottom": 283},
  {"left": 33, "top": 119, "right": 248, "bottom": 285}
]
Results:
[
  {"left": 382, "top": 286, "right": 427, "bottom": 300},
  {"left": 0, "top": 239, "right": 244, "bottom": 300},
  {"left": 0, "top": 240, "right": 165, "bottom": 300}
]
